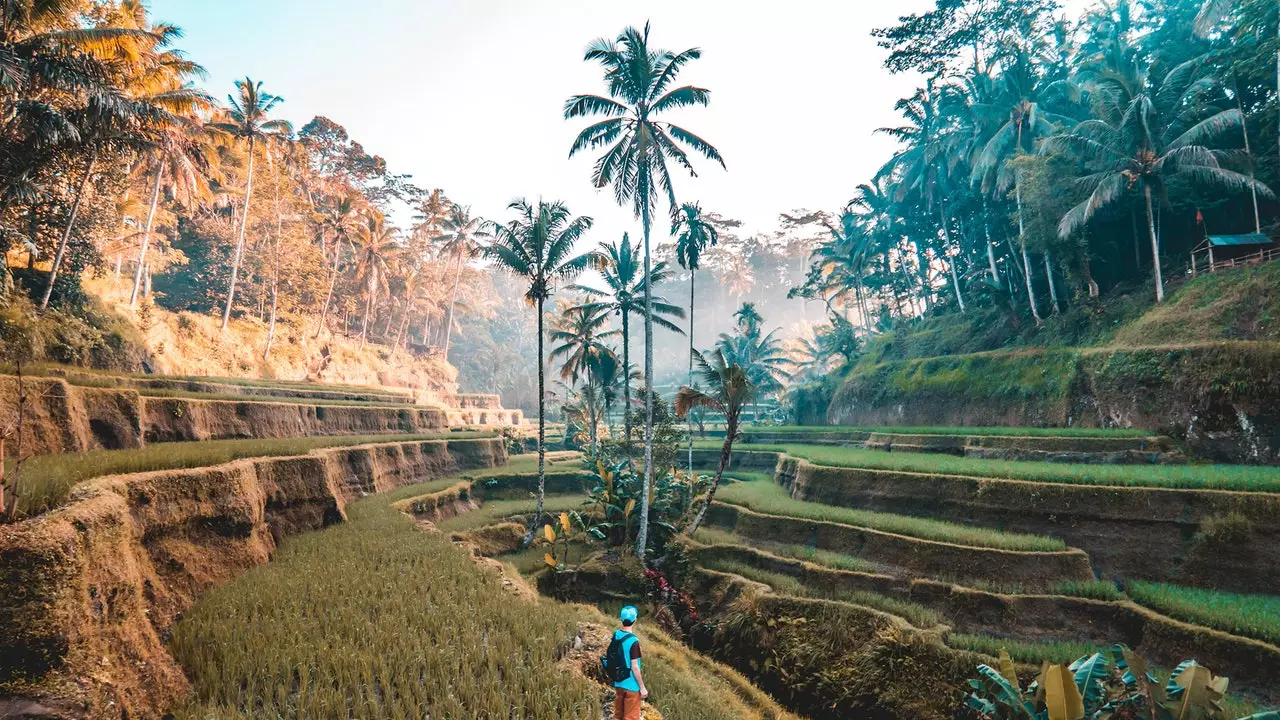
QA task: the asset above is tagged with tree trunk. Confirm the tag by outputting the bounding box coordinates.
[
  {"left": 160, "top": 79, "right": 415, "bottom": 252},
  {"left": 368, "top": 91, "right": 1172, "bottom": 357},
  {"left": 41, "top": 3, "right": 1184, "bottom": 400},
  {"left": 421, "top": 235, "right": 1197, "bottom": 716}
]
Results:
[
  {"left": 1044, "top": 252, "right": 1061, "bottom": 315},
  {"left": 130, "top": 162, "right": 165, "bottom": 307},
  {"left": 263, "top": 185, "right": 283, "bottom": 362},
  {"left": 314, "top": 240, "right": 341, "bottom": 340},
  {"left": 687, "top": 268, "right": 695, "bottom": 477},
  {"left": 636, "top": 186, "right": 654, "bottom": 561},
  {"left": 687, "top": 412, "right": 735, "bottom": 535},
  {"left": 522, "top": 296, "right": 547, "bottom": 547},
  {"left": 360, "top": 266, "right": 376, "bottom": 349},
  {"left": 983, "top": 199, "right": 998, "bottom": 282},
  {"left": 42, "top": 151, "right": 97, "bottom": 310},
  {"left": 587, "top": 364, "right": 598, "bottom": 456},
  {"left": 939, "top": 201, "right": 966, "bottom": 313},
  {"left": 395, "top": 305, "right": 411, "bottom": 350},
  {"left": 443, "top": 249, "right": 464, "bottom": 362},
  {"left": 1145, "top": 185, "right": 1164, "bottom": 303},
  {"left": 622, "top": 302, "right": 632, "bottom": 453},
  {"left": 1235, "top": 76, "right": 1262, "bottom": 233},
  {"left": 222, "top": 136, "right": 256, "bottom": 329},
  {"left": 1015, "top": 178, "right": 1042, "bottom": 324},
  {"left": 1131, "top": 208, "right": 1143, "bottom": 271}
]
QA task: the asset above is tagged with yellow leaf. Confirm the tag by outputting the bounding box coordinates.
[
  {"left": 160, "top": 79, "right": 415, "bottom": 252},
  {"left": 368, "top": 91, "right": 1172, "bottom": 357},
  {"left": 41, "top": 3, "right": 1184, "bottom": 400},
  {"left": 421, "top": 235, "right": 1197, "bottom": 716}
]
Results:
[
  {"left": 543, "top": 525, "right": 556, "bottom": 544},
  {"left": 624, "top": 499, "right": 636, "bottom": 518},
  {"left": 560, "top": 512, "right": 571, "bottom": 535},
  {"left": 543, "top": 553, "right": 558, "bottom": 567},
  {"left": 998, "top": 649, "right": 1019, "bottom": 687},
  {"left": 1044, "top": 665, "right": 1084, "bottom": 720}
]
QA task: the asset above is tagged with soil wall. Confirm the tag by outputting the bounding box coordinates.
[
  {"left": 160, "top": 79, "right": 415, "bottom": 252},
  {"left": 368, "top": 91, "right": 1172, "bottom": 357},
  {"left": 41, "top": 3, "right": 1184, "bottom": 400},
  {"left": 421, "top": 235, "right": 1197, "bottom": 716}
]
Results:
[
  {"left": 0, "top": 376, "right": 460, "bottom": 458},
  {"left": 0, "top": 437, "right": 507, "bottom": 720},
  {"left": 780, "top": 457, "right": 1280, "bottom": 594},
  {"left": 828, "top": 342, "right": 1280, "bottom": 464}
]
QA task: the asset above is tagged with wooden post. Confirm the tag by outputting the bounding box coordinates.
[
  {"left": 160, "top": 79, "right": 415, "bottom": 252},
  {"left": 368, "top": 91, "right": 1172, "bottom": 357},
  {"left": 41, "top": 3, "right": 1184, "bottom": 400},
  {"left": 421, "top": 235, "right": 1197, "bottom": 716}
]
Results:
[
  {"left": 1191, "top": 252, "right": 1197, "bottom": 277},
  {"left": 1208, "top": 245, "right": 1215, "bottom": 272}
]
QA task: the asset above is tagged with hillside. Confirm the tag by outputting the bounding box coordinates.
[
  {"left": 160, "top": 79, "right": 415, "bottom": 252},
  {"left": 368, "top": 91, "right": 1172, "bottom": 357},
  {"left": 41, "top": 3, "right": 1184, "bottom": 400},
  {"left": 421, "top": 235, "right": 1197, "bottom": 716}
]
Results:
[{"left": 805, "top": 264, "right": 1280, "bottom": 464}]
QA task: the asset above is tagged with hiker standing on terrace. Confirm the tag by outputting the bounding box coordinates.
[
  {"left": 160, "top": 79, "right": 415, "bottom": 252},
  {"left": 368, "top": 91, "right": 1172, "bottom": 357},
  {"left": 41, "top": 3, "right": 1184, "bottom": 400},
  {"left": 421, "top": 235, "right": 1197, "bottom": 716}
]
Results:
[{"left": 603, "top": 605, "right": 648, "bottom": 719}]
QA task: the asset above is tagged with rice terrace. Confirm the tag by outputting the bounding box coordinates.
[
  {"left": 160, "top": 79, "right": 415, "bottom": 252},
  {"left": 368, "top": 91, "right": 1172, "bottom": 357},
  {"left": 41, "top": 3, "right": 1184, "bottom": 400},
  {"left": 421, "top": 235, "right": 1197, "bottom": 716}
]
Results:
[{"left": 3, "top": 0, "right": 1280, "bottom": 718}]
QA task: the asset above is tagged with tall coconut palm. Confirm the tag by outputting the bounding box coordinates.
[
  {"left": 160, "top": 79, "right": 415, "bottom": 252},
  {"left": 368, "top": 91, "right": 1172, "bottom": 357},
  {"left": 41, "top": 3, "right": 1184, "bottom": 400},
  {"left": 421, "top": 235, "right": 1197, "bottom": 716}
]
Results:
[
  {"left": 550, "top": 302, "right": 619, "bottom": 454},
  {"left": 211, "top": 77, "right": 292, "bottom": 329},
  {"left": 481, "top": 199, "right": 599, "bottom": 546},
  {"left": 671, "top": 201, "right": 718, "bottom": 473},
  {"left": 1194, "top": 0, "right": 1277, "bottom": 169},
  {"left": 1042, "top": 57, "right": 1271, "bottom": 303},
  {"left": 566, "top": 23, "right": 724, "bottom": 560},
  {"left": 436, "top": 204, "right": 489, "bottom": 360},
  {"left": 349, "top": 214, "right": 402, "bottom": 348},
  {"left": 314, "top": 195, "right": 358, "bottom": 339},
  {"left": 676, "top": 348, "right": 756, "bottom": 535},
  {"left": 572, "top": 233, "right": 685, "bottom": 452}
]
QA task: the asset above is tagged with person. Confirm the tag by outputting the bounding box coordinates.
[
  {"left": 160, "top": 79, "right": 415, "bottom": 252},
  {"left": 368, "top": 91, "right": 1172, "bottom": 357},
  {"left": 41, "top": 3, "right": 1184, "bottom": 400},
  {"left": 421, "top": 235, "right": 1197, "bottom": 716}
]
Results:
[{"left": 605, "top": 605, "right": 647, "bottom": 720}]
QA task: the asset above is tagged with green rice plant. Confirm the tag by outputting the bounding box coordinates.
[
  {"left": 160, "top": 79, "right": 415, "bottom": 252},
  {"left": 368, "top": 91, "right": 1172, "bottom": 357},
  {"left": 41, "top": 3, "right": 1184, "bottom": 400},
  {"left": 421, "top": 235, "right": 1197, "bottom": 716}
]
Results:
[
  {"left": 12, "top": 432, "right": 492, "bottom": 517},
  {"left": 433, "top": 495, "right": 587, "bottom": 533},
  {"left": 692, "top": 526, "right": 880, "bottom": 574},
  {"left": 945, "top": 632, "right": 1099, "bottom": 665},
  {"left": 700, "top": 557, "right": 942, "bottom": 628},
  {"left": 958, "top": 578, "right": 1124, "bottom": 600},
  {"left": 168, "top": 482, "right": 602, "bottom": 719},
  {"left": 1127, "top": 581, "right": 1280, "bottom": 645},
  {"left": 702, "top": 442, "right": 1280, "bottom": 493},
  {"left": 732, "top": 425, "right": 1151, "bottom": 438},
  {"left": 715, "top": 477, "right": 1066, "bottom": 552}
]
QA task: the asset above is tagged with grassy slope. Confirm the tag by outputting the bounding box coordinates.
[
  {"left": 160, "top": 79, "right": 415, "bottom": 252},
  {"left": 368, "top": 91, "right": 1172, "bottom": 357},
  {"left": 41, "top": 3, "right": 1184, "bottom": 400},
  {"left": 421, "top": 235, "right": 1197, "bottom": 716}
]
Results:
[
  {"left": 170, "top": 475, "right": 789, "bottom": 720},
  {"left": 714, "top": 476, "right": 1066, "bottom": 552},
  {"left": 701, "top": 442, "right": 1280, "bottom": 492},
  {"left": 13, "top": 431, "right": 493, "bottom": 517}
]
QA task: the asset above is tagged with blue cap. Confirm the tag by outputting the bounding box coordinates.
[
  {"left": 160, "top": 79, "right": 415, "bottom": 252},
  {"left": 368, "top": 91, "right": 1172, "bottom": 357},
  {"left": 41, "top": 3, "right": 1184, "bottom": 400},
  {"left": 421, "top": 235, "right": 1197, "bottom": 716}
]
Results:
[{"left": 620, "top": 605, "right": 639, "bottom": 623}]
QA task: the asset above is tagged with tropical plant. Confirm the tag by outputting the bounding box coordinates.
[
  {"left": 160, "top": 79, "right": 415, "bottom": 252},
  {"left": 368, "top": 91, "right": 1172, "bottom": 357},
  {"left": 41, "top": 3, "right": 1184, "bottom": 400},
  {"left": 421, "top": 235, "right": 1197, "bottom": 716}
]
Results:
[
  {"left": 675, "top": 348, "right": 756, "bottom": 535},
  {"left": 671, "top": 200, "right": 720, "bottom": 469},
  {"left": 1042, "top": 56, "right": 1272, "bottom": 302},
  {"left": 566, "top": 22, "right": 724, "bottom": 561},
  {"left": 210, "top": 77, "right": 293, "bottom": 329},
  {"left": 435, "top": 204, "right": 489, "bottom": 360},
  {"left": 961, "top": 645, "right": 1266, "bottom": 720},
  {"left": 313, "top": 195, "right": 359, "bottom": 338},
  {"left": 549, "top": 302, "right": 619, "bottom": 454},
  {"left": 481, "top": 199, "right": 599, "bottom": 545},
  {"left": 349, "top": 214, "right": 402, "bottom": 348},
  {"left": 572, "top": 233, "right": 685, "bottom": 450}
]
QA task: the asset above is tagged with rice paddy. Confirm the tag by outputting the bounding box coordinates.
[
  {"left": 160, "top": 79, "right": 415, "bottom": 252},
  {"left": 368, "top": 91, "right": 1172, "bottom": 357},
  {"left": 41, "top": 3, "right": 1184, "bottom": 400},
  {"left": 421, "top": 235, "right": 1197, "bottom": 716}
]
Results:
[
  {"left": 731, "top": 425, "right": 1153, "bottom": 438},
  {"left": 713, "top": 443, "right": 1280, "bottom": 493},
  {"left": 944, "top": 632, "right": 1100, "bottom": 665},
  {"left": 698, "top": 557, "right": 942, "bottom": 629},
  {"left": 714, "top": 476, "right": 1067, "bottom": 552},
  {"left": 12, "top": 431, "right": 491, "bottom": 517},
  {"left": 1127, "top": 581, "right": 1280, "bottom": 645},
  {"left": 691, "top": 526, "right": 882, "bottom": 574}
]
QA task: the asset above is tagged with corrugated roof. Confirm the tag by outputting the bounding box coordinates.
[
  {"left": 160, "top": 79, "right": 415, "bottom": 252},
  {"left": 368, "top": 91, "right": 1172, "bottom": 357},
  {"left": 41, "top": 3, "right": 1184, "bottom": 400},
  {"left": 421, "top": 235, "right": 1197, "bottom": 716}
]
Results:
[{"left": 1207, "top": 233, "right": 1271, "bottom": 247}]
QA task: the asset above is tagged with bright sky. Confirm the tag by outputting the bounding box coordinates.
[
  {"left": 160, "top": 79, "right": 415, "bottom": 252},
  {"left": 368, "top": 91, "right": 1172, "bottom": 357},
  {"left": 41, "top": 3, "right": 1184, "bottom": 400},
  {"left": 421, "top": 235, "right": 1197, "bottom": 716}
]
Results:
[{"left": 150, "top": 0, "right": 1092, "bottom": 247}]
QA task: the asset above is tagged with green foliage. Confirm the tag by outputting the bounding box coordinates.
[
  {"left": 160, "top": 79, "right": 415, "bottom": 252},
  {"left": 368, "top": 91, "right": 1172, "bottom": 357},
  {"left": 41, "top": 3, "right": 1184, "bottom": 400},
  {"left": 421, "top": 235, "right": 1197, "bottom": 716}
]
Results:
[
  {"left": 736, "top": 443, "right": 1280, "bottom": 493},
  {"left": 580, "top": 460, "right": 701, "bottom": 555},
  {"left": 1126, "top": 581, "right": 1280, "bottom": 646},
  {"left": 714, "top": 475, "right": 1065, "bottom": 552},
  {"left": 614, "top": 393, "right": 689, "bottom": 472},
  {"left": 13, "top": 432, "right": 490, "bottom": 518},
  {"left": 962, "top": 645, "right": 1240, "bottom": 720},
  {"left": 947, "top": 634, "right": 1100, "bottom": 666}
]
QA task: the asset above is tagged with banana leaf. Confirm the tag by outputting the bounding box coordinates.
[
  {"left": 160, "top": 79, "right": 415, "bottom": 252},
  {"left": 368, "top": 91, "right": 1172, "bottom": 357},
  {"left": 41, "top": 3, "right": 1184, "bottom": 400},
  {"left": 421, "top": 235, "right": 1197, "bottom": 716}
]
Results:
[{"left": 1070, "top": 653, "right": 1112, "bottom": 715}]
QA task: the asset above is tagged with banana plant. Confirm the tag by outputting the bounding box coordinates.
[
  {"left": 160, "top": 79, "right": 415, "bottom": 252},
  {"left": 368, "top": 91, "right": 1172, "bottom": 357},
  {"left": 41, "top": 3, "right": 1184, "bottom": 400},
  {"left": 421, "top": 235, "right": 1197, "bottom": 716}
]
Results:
[{"left": 965, "top": 646, "right": 1256, "bottom": 720}]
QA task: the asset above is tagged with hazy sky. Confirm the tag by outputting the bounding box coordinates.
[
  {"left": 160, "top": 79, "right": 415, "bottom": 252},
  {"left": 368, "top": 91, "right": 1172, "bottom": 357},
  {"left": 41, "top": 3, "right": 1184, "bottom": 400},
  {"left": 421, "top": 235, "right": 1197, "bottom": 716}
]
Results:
[{"left": 149, "top": 0, "right": 1092, "bottom": 247}]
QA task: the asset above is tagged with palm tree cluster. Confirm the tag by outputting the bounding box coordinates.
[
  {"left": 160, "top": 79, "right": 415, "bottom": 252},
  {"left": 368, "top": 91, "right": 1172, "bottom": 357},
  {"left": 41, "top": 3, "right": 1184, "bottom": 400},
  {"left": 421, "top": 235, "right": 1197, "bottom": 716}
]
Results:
[
  {"left": 797, "top": 0, "right": 1277, "bottom": 339},
  {"left": 0, "top": 1, "right": 499, "bottom": 366}
]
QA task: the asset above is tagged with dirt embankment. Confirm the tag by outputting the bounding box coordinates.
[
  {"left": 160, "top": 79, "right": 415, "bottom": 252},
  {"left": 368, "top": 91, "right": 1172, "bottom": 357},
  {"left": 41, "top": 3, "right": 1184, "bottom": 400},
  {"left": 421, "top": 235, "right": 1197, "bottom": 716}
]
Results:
[
  {"left": 0, "top": 437, "right": 507, "bottom": 720},
  {"left": 829, "top": 342, "right": 1280, "bottom": 464},
  {"left": 780, "top": 457, "right": 1280, "bottom": 595},
  {"left": 0, "top": 376, "right": 465, "bottom": 458}
]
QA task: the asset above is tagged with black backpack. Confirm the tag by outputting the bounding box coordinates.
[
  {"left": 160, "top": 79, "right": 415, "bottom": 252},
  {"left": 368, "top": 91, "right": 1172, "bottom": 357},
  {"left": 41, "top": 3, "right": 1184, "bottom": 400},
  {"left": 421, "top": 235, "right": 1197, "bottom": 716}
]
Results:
[{"left": 601, "top": 634, "right": 633, "bottom": 684}]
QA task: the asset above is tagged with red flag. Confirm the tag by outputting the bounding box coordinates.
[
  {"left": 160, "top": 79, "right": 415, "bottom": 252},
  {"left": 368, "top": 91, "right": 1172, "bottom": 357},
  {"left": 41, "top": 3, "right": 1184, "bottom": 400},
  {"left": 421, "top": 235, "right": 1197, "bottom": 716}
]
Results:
[{"left": 1196, "top": 209, "right": 1204, "bottom": 224}]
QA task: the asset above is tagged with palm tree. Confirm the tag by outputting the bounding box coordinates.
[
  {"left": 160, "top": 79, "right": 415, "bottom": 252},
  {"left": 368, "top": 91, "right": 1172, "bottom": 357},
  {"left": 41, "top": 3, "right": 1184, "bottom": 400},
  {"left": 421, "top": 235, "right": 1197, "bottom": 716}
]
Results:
[
  {"left": 436, "top": 204, "right": 489, "bottom": 360},
  {"left": 349, "top": 214, "right": 402, "bottom": 348},
  {"left": 566, "top": 23, "right": 724, "bottom": 560},
  {"left": 481, "top": 199, "right": 599, "bottom": 546},
  {"left": 314, "top": 195, "right": 359, "bottom": 339},
  {"left": 671, "top": 201, "right": 718, "bottom": 474},
  {"left": 1194, "top": 0, "right": 1277, "bottom": 170},
  {"left": 1042, "top": 57, "right": 1271, "bottom": 303},
  {"left": 572, "top": 233, "right": 685, "bottom": 451},
  {"left": 718, "top": 324, "right": 791, "bottom": 423},
  {"left": 676, "top": 349, "right": 756, "bottom": 535},
  {"left": 128, "top": 108, "right": 217, "bottom": 307},
  {"left": 211, "top": 78, "right": 293, "bottom": 330},
  {"left": 550, "top": 303, "right": 619, "bottom": 454}
]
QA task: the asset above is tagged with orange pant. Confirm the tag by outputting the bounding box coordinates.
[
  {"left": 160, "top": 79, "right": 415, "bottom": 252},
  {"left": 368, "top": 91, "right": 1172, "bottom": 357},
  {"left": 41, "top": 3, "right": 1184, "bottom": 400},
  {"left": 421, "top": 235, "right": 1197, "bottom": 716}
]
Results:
[{"left": 613, "top": 688, "right": 642, "bottom": 720}]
